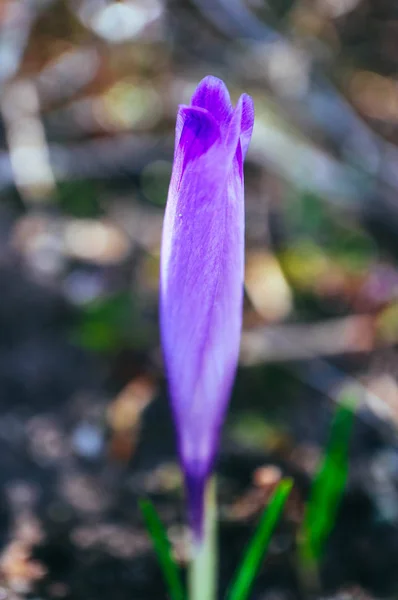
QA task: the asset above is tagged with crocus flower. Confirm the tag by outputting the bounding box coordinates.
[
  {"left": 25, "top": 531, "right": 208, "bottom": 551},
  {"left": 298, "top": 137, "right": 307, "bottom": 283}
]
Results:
[{"left": 160, "top": 76, "right": 254, "bottom": 539}]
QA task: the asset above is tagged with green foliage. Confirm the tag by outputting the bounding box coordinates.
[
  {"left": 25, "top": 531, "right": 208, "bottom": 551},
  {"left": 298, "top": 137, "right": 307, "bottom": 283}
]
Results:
[
  {"left": 228, "top": 412, "right": 286, "bottom": 451},
  {"left": 285, "top": 190, "right": 376, "bottom": 275},
  {"left": 139, "top": 499, "right": 185, "bottom": 600},
  {"left": 141, "top": 160, "right": 172, "bottom": 206},
  {"left": 57, "top": 180, "right": 102, "bottom": 217},
  {"left": 226, "top": 478, "right": 293, "bottom": 600},
  {"left": 72, "top": 293, "right": 132, "bottom": 351},
  {"left": 288, "top": 192, "right": 329, "bottom": 237},
  {"left": 328, "top": 227, "right": 376, "bottom": 273},
  {"left": 299, "top": 393, "right": 357, "bottom": 565}
]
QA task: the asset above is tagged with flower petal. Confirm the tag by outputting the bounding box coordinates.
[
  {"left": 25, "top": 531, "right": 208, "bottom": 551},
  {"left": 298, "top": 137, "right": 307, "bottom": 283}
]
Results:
[
  {"left": 239, "top": 93, "right": 255, "bottom": 159},
  {"left": 173, "top": 104, "right": 220, "bottom": 166},
  {"left": 191, "top": 75, "right": 233, "bottom": 127},
  {"left": 163, "top": 106, "right": 222, "bottom": 282},
  {"left": 161, "top": 101, "right": 245, "bottom": 537}
]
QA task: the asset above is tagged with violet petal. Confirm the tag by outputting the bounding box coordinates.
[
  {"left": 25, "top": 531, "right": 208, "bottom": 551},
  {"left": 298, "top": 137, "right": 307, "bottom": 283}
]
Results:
[{"left": 160, "top": 76, "right": 254, "bottom": 539}]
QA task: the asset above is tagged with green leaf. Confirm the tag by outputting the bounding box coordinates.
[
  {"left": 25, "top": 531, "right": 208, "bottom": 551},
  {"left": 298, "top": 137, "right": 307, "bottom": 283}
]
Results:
[
  {"left": 71, "top": 293, "right": 132, "bottom": 352},
  {"left": 57, "top": 180, "right": 102, "bottom": 217},
  {"left": 299, "top": 393, "right": 357, "bottom": 565},
  {"left": 226, "top": 478, "right": 293, "bottom": 600},
  {"left": 139, "top": 499, "right": 185, "bottom": 600}
]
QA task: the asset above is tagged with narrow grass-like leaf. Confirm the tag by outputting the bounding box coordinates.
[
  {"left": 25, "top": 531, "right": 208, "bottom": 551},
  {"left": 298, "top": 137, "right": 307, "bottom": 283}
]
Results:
[
  {"left": 227, "top": 478, "right": 293, "bottom": 600},
  {"left": 139, "top": 499, "right": 185, "bottom": 600},
  {"left": 299, "top": 393, "right": 357, "bottom": 564}
]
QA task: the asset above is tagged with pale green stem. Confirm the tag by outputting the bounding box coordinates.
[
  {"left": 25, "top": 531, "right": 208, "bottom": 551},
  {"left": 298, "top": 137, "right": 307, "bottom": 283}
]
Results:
[
  {"left": 189, "top": 477, "right": 217, "bottom": 600},
  {"left": 296, "top": 532, "right": 321, "bottom": 597}
]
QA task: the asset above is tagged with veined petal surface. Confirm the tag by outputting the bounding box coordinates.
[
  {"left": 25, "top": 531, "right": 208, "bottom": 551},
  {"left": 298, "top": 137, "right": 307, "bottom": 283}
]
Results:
[{"left": 160, "top": 76, "right": 254, "bottom": 538}]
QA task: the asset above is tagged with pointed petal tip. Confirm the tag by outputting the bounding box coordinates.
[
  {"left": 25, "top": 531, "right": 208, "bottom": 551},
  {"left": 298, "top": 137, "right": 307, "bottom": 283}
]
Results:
[
  {"left": 177, "top": 104, "right": 219, "bottom": 132},
  {"left": 239, "top": 93, "right": 255, "bottom": 126},
  {"left": 237, "top": 93, "right": 255, "bottom": 158},
  {"left": 175, "top": 104, "right": 221, "bottom": 164},
  {"left": 191, "top": 76, "right": 233, "bottom": 125},
  {"left": 196, "top": 74, "right": 226, "bottom": 90}
]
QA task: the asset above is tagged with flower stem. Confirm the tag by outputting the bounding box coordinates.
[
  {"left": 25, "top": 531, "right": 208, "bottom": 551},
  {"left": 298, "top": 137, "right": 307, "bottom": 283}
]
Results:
[{"left": 189, "top": 477, "right": 217, "bottom": 600}]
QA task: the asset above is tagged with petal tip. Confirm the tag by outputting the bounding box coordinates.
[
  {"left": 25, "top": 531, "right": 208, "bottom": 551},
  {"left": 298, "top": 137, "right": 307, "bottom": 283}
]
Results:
[
  {"left": 237, "top": 93, "right": 255, "bottom": 157},
  {"left": 191, "top": 75, "right": 233, "bottom": 124},
  {"left": 175, "top": 105, "right": 221, "bottom": 163}
]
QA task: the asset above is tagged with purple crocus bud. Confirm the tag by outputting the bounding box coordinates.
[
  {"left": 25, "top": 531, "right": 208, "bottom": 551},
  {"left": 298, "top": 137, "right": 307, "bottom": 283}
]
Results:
[{"left": 160, "top": 76, "right": 254, "bottom": 539}]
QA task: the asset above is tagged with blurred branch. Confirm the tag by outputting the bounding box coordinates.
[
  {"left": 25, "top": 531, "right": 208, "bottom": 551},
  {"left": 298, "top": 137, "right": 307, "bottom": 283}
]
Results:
[
  {"left": 192, "top": 0, "right": 280, "bottom": 42},
  {"left": 0, "top": 0, "right": 57, "bottom": 86},
  {"left": 0, "top": 134, "right": 170, "bottom": 190},
  {"left": 194, "top": 0, "right": 398, "bottom": 212},
  {"left": 36, "top": 47, "right": 100, "bottom": 106},
  {"left": 49, "top": 134, "right": 170, "bottom": 180},
  {"left": 1, "top": 80, "right": 56, "bottom": 203},
  {"left": 0, "top": 0, "right": 59, "bottom": 202},
  {"left": 241, "top": 316, "right": 398, "bottom": 440},
  {"left": 251, "top": 115, "right": 366, "bottom": 206},
  {"left": 0, "top": 119, "right": 385, "bottom": 222},
  {"left": 240, "top": 315, "right": 374, "bottom": 365}
]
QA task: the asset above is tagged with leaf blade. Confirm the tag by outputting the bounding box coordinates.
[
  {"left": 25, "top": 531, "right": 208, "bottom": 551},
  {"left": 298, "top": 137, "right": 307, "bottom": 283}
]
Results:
[
  {"left": 299, "top": 393, "right": 357, "bottom": 564},
  {"left": 139, "top": 499, "right": 185, "bottom": 600},
  {"left": 226, "top": 478, "right": 293, "bottom": 600}
]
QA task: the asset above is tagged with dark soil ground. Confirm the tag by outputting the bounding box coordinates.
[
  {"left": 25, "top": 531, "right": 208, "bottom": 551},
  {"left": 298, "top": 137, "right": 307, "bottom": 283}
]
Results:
[{"left": 1, "top": 261, "right": 398, "bottom": 600}]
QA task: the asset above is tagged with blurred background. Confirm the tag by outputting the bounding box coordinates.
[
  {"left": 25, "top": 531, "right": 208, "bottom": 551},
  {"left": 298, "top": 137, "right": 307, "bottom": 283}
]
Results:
[{"left": 1, "top": 0, "right": 398, "bottom": 598}]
